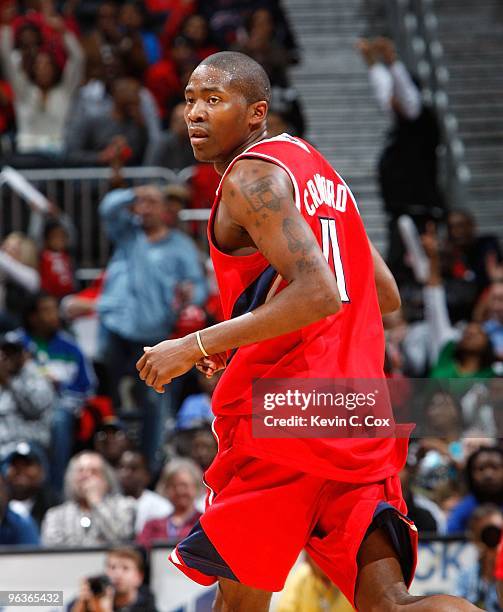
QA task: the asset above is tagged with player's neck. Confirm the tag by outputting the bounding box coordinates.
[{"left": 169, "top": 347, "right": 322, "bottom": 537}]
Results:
[{"left": 214, "top": 126, "right": 268, "bottom": 175}]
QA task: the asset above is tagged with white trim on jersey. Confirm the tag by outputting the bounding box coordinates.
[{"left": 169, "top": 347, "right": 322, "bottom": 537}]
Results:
[
  {"left": 215, "top": 133, "right": 308, "bottom": 202},
  {"left": 170, "top": 548, "right": 181, "bottom": 565},
  {"left": 204, "top": 418, "right": 220, "bottom": 506}
]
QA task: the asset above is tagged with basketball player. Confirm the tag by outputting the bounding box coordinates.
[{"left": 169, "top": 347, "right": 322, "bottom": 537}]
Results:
[{"left": 136, "top": 53, "right": 477, "bottom": 611}]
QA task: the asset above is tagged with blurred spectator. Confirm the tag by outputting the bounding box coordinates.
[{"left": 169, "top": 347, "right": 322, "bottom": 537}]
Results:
[
  {"left": 21, "top": 291, "right": 96, "bottom": 490},
  {"left": 234, "top": 8, "right": 292, "bottom": 87},
  {"left": 410, "top": 389, "right": 465, "bottom": 499},
  {"left": 0, "top": 232, "right": 40, "bottom": 332},
  {"left": 383, "top": 309, "right": 432, "bottom": 377},
  {"left": 66, "top": 77, "right": 148, "bottom": 166},
  {"left": 357, "top": 37, "right": 444, "bottom": 279},
  {"left": 145, "top": 35, "right": 196, "bottom": 123},
  {"left": 269, "top": 85, "right": 306, "bottom": 137},
  {"left": 477, "top": 282, "right": 503, "bottom": 361},
  {"left": 0, "top": 68, "right": 14, "bottom": 142},
  {"left": 189, "top": 424, "right": 217, "bottom": 472},
  {"left": 192, "top": 0, "right": 243, "bottom": 49},
  {"left": 162, "top": 183, "right": 190, "bottom": 229},
  {"left": 444, "top": 210, "right": 502, "bottom": 296},
  {"left": 39, "top": 220, "right": 76, "bottom": 299},
  {"left": 421, "top": 224, "right": 497, "bottom": 384},
  {"left": 97, "top": 185, "right": 206, "bottom": 470},
  {"left": 41, "top": 451, "right": 136, "bottom": 546},
  {"left": 171, "top": 421, "right": 217, "bottom": 473},
  {"left": 276, "top": 554, "right": 353, "bottom": 612},
  {"left": 116, "top": 449, "right": 172, "bottom": 534},
  {"left": 119, "top": 1, "right": 161, "bottom": 66},
  {"left": 447, "top": 447, "right": 503, "bottom": 534},
  {"left": 0, "top": 13, "right": 84, "bottom": 162},
  {"left": 178, "top": 13, "right": 219, "bottom": 61},
  {"left": 68, "top": 58, "right": 161, "bottom": 150},
  {"left": 82, "top": 1, "right": 147, "bottom": 81},
  {"left": 138, "top": 458, "right": 202, "bottom": 548},
  {"left": 3, "top": 441, "right": 59, "bottom": 528},
  {"left": 399, "top": 461, "right": 446, "bottom": 534},
  {"left": 93, "top": 418, "right": 131, "bottom": 469},
  {"left": 60, "top": 273, "right": 104, "bottom": 363},
  {"left": 69, "top": 546, "right": 157, "bottom": 612},
  {"left": 0, "top": 470, "right": 39, "bottom": 545},
  {"left": 145, "top": 101, "right": 194, "bottom": 169},
  {"left": 0, "top": 331, "right": 54, "bottom": 458},
  {"left": 454, "top": 504, "right": 502, "bottom": 611}
]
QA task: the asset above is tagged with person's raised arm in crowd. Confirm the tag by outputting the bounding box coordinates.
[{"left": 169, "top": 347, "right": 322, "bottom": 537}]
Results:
[
  {"left": 0, "top": 19, "right": 29, "bottom": 101},
  {"left": 99, "top": 186, "right": 150, "bottom": 242},
  {"left": 55, "top": 15, "right": 85, "bottom": 93},
  {"left": 358, "top": 37, "right": 422, "bottom": 120},
  {"left": 0, "top": 245, "right": 40, "bottom": 295},
  {"left": 421, "top": 222, "right": 459, "bottom": 363}
]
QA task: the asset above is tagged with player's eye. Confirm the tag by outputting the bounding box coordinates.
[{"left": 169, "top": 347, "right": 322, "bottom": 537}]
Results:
[
  {"left": 208, "top": 96, "right": 220, "bottom": 105},
  {"left": 185, "top": 97, "right": 195, "bottom": 104}
]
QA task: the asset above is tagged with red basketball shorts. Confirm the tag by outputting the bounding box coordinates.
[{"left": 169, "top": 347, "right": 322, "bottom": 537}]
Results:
[{"left": 169, "top": 422, "right": 418, "bottom": 607}]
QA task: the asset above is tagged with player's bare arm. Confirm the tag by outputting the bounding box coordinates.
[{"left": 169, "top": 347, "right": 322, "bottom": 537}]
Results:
[
  {"left": 136, "top": 159, "right": 341, "bottom": 391},
  {"left": 369, "top": 240, "right": 401, "bottom": 315}
]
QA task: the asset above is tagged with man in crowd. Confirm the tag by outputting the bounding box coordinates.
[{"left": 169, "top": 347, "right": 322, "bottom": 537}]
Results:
[
  {"left": 98, "top": 183, "right": 206, "bottom": 470},
  {"left": 3, "top": 441, "right": 60, "bottom": 528},
  {"left": 357, "top": 36, "right": 445, "bottom": 280},
  {"left": 21, "top": 292, "right": 96, "bottom": 491},
  {"left": 0, "top": 330, "right": 55, "bottom": 458},
  {"left": 448, "top": 447, "right": 503, "bottom": 534},
  {"left": 66, "top": 78, "right": 149, "bottom": 166},
  {"left": 93, "top": 417, "right": 131, "bottom": 469},
  {"left": 69, "top": 546, "right": 157, "bottom": 612},
  {"left": 455, "top": 504, "right": 502, "bottom": 611},
  {"left": 0, "top": 471, "right": 39, "bottom": 546},
  {"left": 116, "top": 449, "right": 171, "bottom": 534}
]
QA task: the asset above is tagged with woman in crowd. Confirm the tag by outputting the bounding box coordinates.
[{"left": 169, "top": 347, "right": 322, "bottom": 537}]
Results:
[
  {"left": 447, "top": 446, "right": 503, "bottom": 534},
  {"left": 0, "top": 12, "right": 83, "bottom": 160},
  {"left": 137, "top": 458, "right": 202, "bottom": 549}
]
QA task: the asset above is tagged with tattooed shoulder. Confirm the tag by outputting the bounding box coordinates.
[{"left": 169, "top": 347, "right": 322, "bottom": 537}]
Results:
[{"left": 241, "top": 175, "right": 282, "bottom": 212}]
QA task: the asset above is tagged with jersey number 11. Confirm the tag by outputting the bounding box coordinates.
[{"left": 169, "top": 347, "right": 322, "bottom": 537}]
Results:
[{"left": 320, "top": 217, "right": 350, "bottom": 303}]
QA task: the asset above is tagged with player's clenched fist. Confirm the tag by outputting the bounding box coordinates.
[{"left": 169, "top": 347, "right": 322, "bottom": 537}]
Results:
[{"left": 136, "top": 337, "right": 200, "bottom": 393}]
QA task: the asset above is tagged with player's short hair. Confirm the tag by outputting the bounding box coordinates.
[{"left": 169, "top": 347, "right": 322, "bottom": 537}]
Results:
[{"left": 198, "top": 51, "right": 271, "bottom": 104}]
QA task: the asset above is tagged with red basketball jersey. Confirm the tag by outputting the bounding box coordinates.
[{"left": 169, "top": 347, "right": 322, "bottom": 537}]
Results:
[{"left": 208, "top": 134, "right": 408, "bottom": 482}]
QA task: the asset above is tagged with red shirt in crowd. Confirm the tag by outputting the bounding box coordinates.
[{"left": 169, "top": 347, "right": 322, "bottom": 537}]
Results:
[{"left": 40, "top": 249, "right": 75, "bottom": 298}]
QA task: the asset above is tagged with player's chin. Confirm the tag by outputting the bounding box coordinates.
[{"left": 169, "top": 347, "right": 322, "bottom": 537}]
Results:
[{"left": 190, "top": 143, "right": 214, "bottom": 163}]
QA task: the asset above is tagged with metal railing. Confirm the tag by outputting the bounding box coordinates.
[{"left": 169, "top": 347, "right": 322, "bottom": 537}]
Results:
[
  {"left": 386, "top": 0, "right": 470, "bottom": 209},
  {"left": 0, "top": 166, "right": 211, "bottom": 270}
]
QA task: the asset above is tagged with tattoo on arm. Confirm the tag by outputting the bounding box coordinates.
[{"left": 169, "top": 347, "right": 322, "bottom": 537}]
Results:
[
  {"left": 242, "top": 176, "right": 282, "bottom": 212},
  {"left": 282, "top": 218, "right": 320, "bottom": 274},
  {"left": 282, "top": 218, "right": 314, "bottom": 254}
]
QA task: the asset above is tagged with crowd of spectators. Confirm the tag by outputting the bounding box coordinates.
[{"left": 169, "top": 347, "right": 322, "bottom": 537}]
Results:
[
  {"left": 0, "top": 2, "right": 502, "bottom": 611},
  {"left": 0, "top": 0, "right": 303, "bottom": 169}
]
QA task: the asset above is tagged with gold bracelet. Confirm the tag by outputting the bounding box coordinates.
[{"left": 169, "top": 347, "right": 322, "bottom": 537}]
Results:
[{"left": 196, "top": 330, "right": 209, "bottom": 357}]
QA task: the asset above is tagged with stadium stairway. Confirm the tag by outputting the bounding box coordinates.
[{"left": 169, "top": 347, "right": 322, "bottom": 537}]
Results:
[
  {"left": 432, "top": 0, "right": 503, "bottom": 238},
  {"left": 282, "top": 0, "right": 390, "bottom": 251}
]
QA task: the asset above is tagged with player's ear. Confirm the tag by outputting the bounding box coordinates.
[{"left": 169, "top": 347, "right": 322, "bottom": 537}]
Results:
[{"left": 249, "top": 101, "right": 268, "bottom": 127}]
